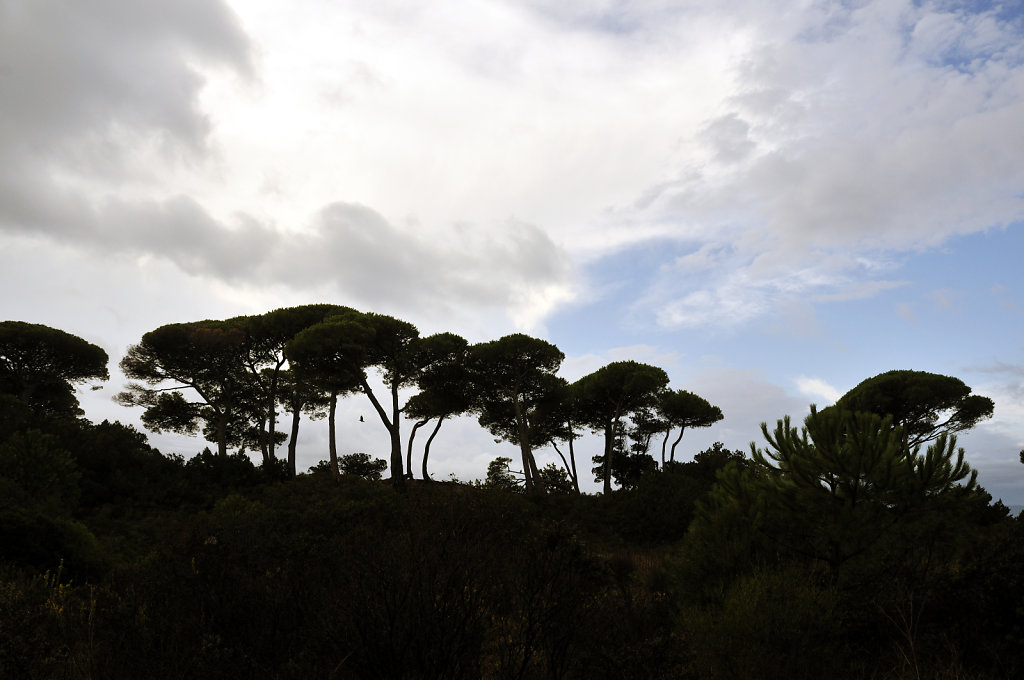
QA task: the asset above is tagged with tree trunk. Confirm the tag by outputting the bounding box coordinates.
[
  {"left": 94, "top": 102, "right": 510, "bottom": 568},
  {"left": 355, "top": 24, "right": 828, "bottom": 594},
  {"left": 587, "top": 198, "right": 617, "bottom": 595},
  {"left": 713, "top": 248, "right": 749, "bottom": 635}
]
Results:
[
  {"left": 264, "top": 410, "right": 273, "bottom": 462},
  {"left": 285, "top": 388, "right": 303, "bottom": 475},
  {"left": 257, "top": 412, "right": 269, "bottom": 464},
  {"left": 216, "top": 412, "right": 228, "bottom": 457},
  {"left": 513, "top": 395, "right": 544, "bottom": 494},
  {"left": 519, "top": 441, "right": 534, "bottom": 493},
  {"left": 602, "top": 422, "right": 615, "bottom": 495},
  {"left": 288, "top": 404, "right": 301, "bottom": 477},
  {"left": 670, "top": 427, "right": 686, "bottom": 463},
  {"left": 421, "top": 415, "right": 445, "bottom": 481},
  {"left": 407, "top": 418, "right": 429, "bottom": 480},
  {"left": 602, "top": 410, "right": 623, "bottom": 495},
  {"left": 661, "top": 429, "right": 671, "bottom": 467},
  {"left": 328, "top": 390, "right": 338, "bottom": 478},
  {"left": 552, "top": 442, "right": 571, "bottom": 477},
  {"left": 552, "top": 441, "right": 580, "bottom": 494},
  {"left": 568, "top": 432, "right": 580, "bottom": 494},
  {"left": 267, "top": 358, "right": 284, "bottom": 461},
  {"left": 359, "top": 378, "right": 404, "bottom": 488},
  {"left": 526, "top": 449, "right": 544, "bottom": 493},
  {"left": 389, "top": 383, "right": 404, "bottom": 488}
]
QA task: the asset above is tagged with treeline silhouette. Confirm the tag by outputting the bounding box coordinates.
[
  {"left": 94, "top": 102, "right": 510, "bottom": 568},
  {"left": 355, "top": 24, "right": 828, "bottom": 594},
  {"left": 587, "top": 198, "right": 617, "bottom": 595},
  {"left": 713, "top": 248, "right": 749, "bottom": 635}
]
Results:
[{"left": 1, "top": 316, "right": 1022, "bottom": 679}]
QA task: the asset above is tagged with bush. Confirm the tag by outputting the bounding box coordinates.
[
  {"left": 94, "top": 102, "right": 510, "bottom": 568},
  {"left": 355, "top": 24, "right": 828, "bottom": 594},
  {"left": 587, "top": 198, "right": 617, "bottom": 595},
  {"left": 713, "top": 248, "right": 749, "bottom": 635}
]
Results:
[
  {"left": 680, "top": 566, "right": 843, "bottom": 680},
  {"left": 0, "top": 429, "right": 81, "bottom": 515}
]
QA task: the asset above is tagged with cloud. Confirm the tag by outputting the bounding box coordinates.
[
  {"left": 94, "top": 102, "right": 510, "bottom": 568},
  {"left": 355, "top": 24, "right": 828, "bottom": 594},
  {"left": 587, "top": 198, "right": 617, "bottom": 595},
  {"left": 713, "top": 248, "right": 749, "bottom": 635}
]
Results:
[
  {"left": 701, "top": 113, "right": 757, "bottom": 163},
  {"left": 812, "top": 279, "right": 909, "bottom": 302},
  {"left": 898, "top": 302, "right": 917, "bottom": 322},
  {"left": 2, "top": 192, "right": 577, "bottom": 332},
  {"left": 268, "top": 203, "right": 577, "bottom": 329},
  {"left": 0, "top": 0, "right": 263, "bottom": 296},
  {"left": 620, "top": 1, "right": 1024, "bottom": 328},
  {"left": 0, "top": 0, "right": 252, "bottom": 171},
  {"left": 0, "top": 0, "right": 585, "bottom": 332},
  {"left": 0, "top": 0, "right": 577, "bottom": 330},
  {"left": 680, "top": 366, "right": 812, "bottom": 452},
  {"left": 3, "top": 0, "right": 1023, "bottom": 337},
  {"left": 795, "top": 376, "right": 842, "bottom": 405},
  {"left": 928, "top": 287, "right": 962, "bottom": 310}
]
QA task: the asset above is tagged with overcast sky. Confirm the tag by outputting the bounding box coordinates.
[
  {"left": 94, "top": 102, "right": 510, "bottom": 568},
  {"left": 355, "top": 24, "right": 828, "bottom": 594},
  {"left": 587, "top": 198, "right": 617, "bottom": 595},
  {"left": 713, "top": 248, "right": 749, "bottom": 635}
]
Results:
[{"left": 2, "top": 0, "right": 1023, "bottom": 501}]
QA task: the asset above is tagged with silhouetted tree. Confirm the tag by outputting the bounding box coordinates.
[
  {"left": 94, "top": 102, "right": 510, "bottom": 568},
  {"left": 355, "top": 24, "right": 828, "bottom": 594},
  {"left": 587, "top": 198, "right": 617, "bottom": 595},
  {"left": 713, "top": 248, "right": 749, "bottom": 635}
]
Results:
[
  {"left": 0, "top": 321, "right": 108, "bottom": 419},
  {"left": 484, "top": 456, "right": 522, "bottom": 492},
  {"left": 276, "top": 368, "right": 334, "bottom": 476},
  {"left": 747, "top": 406, "right": 978, "bottom": 578},
  {"left": 541, "top": 380, "right": 584, "bottom": 494},
  {"left": 834, "top": 369, "right": 993, "bottom": 449},
  {"left": 338, "top": 452, "right": 388, "bottom": 480},
  {"left": 232, "top": 304, "right": 354, "bottom": 464},
  {"left": 574, "top": 361, "right": 669, "bottom": 494},
  {"left": 288, "top": 311, "right": 424, "bottom": 487},
  {"left": 118, "top": 321, "right": 250, "bottom": 456},
  {"left": 657, "top": 389, "right": 723, "bottom": 465},
  {"left": 469, "top": 334, "right": 565, "bottom": 494},
  {"left": 403, "top": 332, "right": 473, "bottom": 481},
  {"left": 284, "top": 317, "right": 367, "bottom": 477}
]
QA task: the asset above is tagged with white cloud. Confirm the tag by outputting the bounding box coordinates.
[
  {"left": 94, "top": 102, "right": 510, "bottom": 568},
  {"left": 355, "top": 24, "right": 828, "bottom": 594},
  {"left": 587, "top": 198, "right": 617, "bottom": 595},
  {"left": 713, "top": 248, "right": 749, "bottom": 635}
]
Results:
[
  {"left": 898, "top": 302, "right": 917, "bottom": 322},
  {"left": 682, "top": 366, "right": 813, "bottom": 453},
  {"left": 621, "top": 1, "right": 1024, "bottom": 328},
  {"left": 560, "top": 344, "right": 683, "bottom": 382},
  {"left": 795, "top": 376, "right": 842, "bottom": 405},
  {"left": 928, "top": 287, "right": 962, "bottom": 310},
  {"left": 7, "top": 1, "right": 1020, "bottom": 334}
]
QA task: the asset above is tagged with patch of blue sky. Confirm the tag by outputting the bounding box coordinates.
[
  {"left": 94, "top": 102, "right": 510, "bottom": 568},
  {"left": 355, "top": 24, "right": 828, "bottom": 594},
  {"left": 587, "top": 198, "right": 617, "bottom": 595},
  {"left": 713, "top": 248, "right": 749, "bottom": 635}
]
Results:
[
  {"left": 520, "top": 2, "right": 637, "bottom": 36},
  {"left": 918, "top": 1, "right": 1024, "bottom": 68},
  {"left": 557, "top": 223, "right": 1023, "bottom": 399},
  {"left": 928, "top": 0, "right": 1024, "bottom": 23},
  {"left": 809, "top": 224, "right": 1024, "bottom": 380},
  {"left": 548, "top": 211, "right": 1023, "bottom": 415},
  {"left": 548, "top": 237, "right": 694, "bottom": 355},
  {"left": 579, "top": 9, "right": 644, "bottom": 35}
]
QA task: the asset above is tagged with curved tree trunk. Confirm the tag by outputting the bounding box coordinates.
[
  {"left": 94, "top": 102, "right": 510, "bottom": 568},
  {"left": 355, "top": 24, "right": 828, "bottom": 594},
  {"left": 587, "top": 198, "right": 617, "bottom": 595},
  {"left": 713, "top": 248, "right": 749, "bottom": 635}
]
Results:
[
  {"left": 568, "top": 433, "right": 580, "bottom": 494},
  {"left": 551, "top": 442, "right": 571, "bottom": 477},
  {"left": 288, "top": 404, "right": 301, "bottom": 477},
  {"left": 407, "top": 418, "right": 429, "bottom": 479},
  {"left": 359, "top": 378, "right": 404, "bottom": 488},
  {"left": 661, "top": 429, "right": 671, "bottom": 467},
  {"left": 421, "top": 415, "right": 445, "bottom": 481},
  {"left": 526, "top": 450, "right": 543, "bottom": 493},
  {"left": 552, "top": 441, "right": 580, "bottom": 494},
  {"left": 669, "top": 427, "right": 686, "bottom": 463}
]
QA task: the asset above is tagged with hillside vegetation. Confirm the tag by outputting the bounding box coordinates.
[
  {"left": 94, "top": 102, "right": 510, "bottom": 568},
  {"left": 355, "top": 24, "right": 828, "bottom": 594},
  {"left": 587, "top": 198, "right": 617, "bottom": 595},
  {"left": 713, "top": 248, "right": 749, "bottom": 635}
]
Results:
[{"left": 1, "top": 316, "right": 1021, "bottom": 679}]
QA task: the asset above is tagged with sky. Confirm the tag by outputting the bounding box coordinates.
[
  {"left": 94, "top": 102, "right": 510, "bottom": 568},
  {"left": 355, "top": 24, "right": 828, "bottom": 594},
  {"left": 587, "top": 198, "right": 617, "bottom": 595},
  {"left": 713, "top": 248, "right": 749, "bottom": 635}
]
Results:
[{"left": 2, "top": 0, "right": 1023, "bottom": 501}]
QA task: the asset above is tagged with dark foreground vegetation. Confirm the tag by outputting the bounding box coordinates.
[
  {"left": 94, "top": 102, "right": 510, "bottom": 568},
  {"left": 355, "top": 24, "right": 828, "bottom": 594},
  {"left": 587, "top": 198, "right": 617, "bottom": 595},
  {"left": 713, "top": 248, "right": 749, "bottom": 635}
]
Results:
[
  {"left": 2, "top": 316, "right": 1023, "bottom": 679},
  {"left": 3, "top": 416, "right": 1022, "bottom": 679}
]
